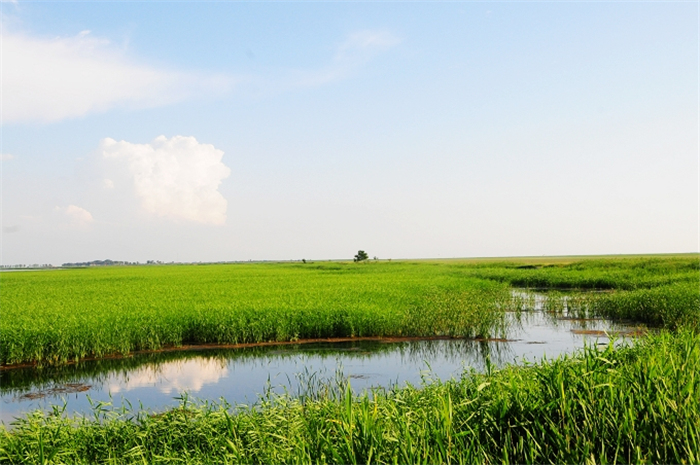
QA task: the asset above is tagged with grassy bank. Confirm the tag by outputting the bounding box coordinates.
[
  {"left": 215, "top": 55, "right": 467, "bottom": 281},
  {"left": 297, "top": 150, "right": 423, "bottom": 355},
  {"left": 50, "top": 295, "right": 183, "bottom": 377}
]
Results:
[{"left": 1, "top": 330, "right": 697, "bottom": 464}]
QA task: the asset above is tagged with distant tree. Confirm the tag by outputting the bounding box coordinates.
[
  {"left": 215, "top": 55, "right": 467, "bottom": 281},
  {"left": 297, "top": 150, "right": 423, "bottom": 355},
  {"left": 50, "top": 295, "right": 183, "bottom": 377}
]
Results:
[
  {"left": 354, "top": 250, "right": 369, "bottom": 262},
  {"left": 302, "top": 259, "right": 307, "bottom": 264}
]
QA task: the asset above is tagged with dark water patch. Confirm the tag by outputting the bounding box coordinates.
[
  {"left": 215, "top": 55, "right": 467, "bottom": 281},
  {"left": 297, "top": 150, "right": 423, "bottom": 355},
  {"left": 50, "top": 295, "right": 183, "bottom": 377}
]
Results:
[{"left": 18, "top": 383, "right": 92, "bottom": 400}]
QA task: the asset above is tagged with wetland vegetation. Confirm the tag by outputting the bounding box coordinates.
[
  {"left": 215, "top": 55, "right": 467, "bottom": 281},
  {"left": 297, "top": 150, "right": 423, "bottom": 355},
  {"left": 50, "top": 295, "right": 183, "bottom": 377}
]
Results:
[
  {"left": 0, "top": 255, "right": 698, "bottom": 463},
  {"left": 1, "top": 262, "right": 512, "bottom": 367}
]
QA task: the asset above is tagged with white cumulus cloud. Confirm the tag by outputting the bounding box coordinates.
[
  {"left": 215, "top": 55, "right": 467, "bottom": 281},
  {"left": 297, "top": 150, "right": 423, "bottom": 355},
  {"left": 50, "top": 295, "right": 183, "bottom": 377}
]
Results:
[
  {"left": 102, "top": 135, "right": 231, "bottom": 225},
  {"left": 1, "top": 29, "right": 235, "bottom": 124},
  {"left": 55, "top": 205, "right": 94, "bottom": 226}
]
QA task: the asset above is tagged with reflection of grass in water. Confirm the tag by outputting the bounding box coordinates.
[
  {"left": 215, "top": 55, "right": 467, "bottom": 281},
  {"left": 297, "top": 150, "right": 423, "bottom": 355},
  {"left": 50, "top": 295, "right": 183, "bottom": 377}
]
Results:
[
  {"left": 393, "top": 339, "right": 514, "bottom": 367},
  {"left": 0, "top": 339, "right": 512, "bottom": 397}
]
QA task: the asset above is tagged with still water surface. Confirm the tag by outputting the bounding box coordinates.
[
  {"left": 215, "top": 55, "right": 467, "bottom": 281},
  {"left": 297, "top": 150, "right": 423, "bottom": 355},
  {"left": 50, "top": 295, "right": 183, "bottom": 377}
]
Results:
[{"left": 1, "top": 303, "right": 642, "bottom": 426}]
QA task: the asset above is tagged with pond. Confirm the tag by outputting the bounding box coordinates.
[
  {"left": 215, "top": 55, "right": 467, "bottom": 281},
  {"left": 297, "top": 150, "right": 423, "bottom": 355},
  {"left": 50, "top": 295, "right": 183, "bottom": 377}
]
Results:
[{"left": 0, "top": 293, "right": 643, "bottom": 427}]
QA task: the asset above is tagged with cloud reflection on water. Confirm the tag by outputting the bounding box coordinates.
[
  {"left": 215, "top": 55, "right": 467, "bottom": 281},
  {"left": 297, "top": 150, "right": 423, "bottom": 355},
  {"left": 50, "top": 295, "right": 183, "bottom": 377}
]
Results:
[{"left": 108, "top": 358, "right": 229, "bottom": 394}]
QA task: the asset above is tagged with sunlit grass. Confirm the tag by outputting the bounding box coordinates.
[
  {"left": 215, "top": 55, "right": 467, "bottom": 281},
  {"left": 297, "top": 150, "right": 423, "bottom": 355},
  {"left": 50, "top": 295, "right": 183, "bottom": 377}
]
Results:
[
  {"left": 1, "top": 262, "right": 510, "bottom": 366},
  {"left": 2, "top": 256, "right": 698, "bottom": 367}
]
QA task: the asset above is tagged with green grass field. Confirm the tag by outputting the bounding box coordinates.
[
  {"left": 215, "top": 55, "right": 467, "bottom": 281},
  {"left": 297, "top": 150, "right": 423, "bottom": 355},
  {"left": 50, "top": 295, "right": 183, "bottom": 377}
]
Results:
[
  {"left": 1, "top": 255, "right": 698, "bottom": 464},
  {"left": 1, "top": 261, "right": 513, "bottom": 367},
  {"left": 2, "top": 256, "right": 698, "bottom": 367}
]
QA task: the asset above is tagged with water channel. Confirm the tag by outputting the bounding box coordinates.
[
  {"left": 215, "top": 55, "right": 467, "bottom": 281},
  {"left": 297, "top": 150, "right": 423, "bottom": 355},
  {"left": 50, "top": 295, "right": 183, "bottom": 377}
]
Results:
[{"left": 0, "top": 293, "right": 644, "bottom": 427}]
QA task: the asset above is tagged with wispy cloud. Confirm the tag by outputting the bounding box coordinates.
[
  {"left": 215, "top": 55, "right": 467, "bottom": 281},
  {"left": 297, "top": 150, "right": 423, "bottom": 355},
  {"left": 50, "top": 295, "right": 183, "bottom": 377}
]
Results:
[
  {"left": 0, "top": 153, "right": 15, "bottom": 161},
  {"left": 244, "top": 30, "right": 402, "bottom": 95},
  {"left": 1, "top": 29, "right": 237, "bottom": 124},
  {"left": 337, "top": 30, "right": 402, "bottom": 56},
  {"left": 102, "top": 135, "right": 231, "bottom": 225},
  {"left": 293, "top": 30, "right": 402, "bottom": 88},
  {"left": 1, "top": 27, "right": 398, "bottom": 124}
]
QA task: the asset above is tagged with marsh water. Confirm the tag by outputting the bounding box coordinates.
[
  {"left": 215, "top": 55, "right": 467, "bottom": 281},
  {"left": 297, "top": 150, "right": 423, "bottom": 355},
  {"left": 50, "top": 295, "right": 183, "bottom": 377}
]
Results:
[{"left": 0, "top": 292, "right": 643, "bottom": 426}]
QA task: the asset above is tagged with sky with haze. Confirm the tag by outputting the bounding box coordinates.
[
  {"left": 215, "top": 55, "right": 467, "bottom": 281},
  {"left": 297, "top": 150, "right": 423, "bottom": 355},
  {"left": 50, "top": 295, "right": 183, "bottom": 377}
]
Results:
[{"left": 1, "top": 1, "right": 698, "bottom": 265}]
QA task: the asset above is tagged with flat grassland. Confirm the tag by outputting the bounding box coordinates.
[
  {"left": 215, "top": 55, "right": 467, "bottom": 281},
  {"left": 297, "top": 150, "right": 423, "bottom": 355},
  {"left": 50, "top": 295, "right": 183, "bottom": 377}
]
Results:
[
  {"left": 2, "top": 262, "right": 511, "bottom": 367},
  {"left": 1, "top": 255, "right": 699, "bottom": 464},
  {"left": 2, "top": 256, "right": 698, "bottom": 367}
]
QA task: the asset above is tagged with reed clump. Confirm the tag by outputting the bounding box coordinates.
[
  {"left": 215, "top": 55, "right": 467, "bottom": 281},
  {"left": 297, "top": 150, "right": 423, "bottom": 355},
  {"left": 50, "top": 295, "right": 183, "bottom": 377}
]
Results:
[{"left": 589, "top": 281, "right": 700, "bottom": 329}]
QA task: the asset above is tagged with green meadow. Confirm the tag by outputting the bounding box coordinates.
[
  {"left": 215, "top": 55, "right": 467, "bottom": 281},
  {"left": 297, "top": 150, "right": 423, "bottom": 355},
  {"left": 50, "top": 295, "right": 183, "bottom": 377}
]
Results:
[
  {"left": 1, "top": 261, "right": 512, "bottom": 367},
  {"left": 1, "top": 255, "right": 699, "bottom": 463},
  {"left": 2, "top": 256, "right": 698, "bottom": 367}
]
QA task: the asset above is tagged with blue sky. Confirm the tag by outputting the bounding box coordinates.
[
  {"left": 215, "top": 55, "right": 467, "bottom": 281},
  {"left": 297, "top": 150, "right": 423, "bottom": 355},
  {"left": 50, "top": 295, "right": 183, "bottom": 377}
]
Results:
[{"left": 2, "top": 1, "right": 698, "bottom": 264}]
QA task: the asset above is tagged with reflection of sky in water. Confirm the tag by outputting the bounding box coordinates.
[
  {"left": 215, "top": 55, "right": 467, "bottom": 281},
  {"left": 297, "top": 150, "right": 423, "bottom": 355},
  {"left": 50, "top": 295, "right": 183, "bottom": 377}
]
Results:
[
  {"left": 1, "top": 303, "right": 642, "bottom": 427},
  {"left": 106, "top": 358, "right": 230, "bottom": 395}
]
